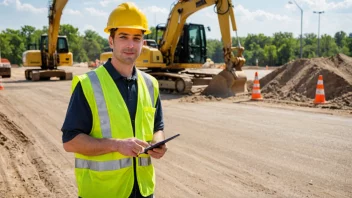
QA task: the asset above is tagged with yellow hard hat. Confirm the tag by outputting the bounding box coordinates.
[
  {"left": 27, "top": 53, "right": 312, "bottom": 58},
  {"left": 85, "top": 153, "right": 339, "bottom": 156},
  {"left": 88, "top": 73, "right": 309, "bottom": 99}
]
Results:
[{"left": 104, "top": 2, "right": 151, "bottom": 35}]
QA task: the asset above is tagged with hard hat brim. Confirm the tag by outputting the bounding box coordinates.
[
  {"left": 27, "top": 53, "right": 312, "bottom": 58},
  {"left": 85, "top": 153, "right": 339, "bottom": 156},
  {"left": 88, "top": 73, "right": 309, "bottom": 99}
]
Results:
[{"left": 104, "top": 26, "right": 151, "bottom": 35}]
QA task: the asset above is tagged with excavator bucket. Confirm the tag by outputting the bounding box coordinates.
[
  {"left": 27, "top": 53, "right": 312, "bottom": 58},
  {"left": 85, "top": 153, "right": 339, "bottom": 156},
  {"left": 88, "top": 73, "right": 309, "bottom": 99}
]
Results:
[
  {"left": 202, "top": 45, "right": 247, "bottom": 97},
  {"left": 202, "top": 69, "right": 247, "bottom": 97}
]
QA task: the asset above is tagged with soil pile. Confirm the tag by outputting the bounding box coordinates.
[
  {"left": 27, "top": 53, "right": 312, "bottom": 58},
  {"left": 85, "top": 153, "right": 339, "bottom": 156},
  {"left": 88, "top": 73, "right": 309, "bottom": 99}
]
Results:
[{"left": 259, "top": 53, "right": 352, "bottom": 107}]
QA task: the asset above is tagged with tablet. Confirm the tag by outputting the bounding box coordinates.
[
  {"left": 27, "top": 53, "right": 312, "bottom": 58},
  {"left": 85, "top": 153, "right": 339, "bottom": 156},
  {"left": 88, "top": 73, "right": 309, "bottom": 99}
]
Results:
[{"left": 141, "top": 134, "right": 180, "bottom": 154}]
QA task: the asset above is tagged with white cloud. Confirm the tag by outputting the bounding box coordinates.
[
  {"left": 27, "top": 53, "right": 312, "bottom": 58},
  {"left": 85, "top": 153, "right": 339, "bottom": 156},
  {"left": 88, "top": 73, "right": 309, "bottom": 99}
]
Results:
[
  {"left": 142, "top": 6, "right": 169, "bottom": 14},
  {"left": 0, "top": 0, "right": 11, "bottom": 6},
  {"left": 205, "top": 11, "right": 218, "bottom": 19},
  {"left": 297, "top": 0, "right": 352, "bottom": 11},
  {"left": 99, "top": 0, "right": 121, "bottom": 7},
  {"left": 236, "top": 5, "right": 290, "bottom": 21},
  {"left": 83, "top": 24, "right": 96, "bottom": 31},
  {"left": 285, "top": 3, "right": 299, "bottom": 11},
  {"left": 190, "top": 5, "right": 290, "bottom": 22},
  {"left": 83, "top": 1, "right": 96, "bottom": 6},
  {"left": 85, "top": 7, "right": 108, "bottom": 17},
  {"left": 65, "top": 8, "right": 82, "bottom": 16},
  {"left": 141, "top": 6, "right": 169, "bottom": 27},
  {"left": 15, "top": 0, "right": 46, "bottom": 13}
]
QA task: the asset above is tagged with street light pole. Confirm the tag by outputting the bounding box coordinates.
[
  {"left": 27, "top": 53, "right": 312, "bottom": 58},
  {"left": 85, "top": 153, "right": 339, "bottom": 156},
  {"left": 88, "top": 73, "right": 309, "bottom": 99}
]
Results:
[
  {"left": 288, "top": 0, "right": 303, "bottom": 58},
  {"left": 313, "top": 11, "right": 324, "bottom": 57}
]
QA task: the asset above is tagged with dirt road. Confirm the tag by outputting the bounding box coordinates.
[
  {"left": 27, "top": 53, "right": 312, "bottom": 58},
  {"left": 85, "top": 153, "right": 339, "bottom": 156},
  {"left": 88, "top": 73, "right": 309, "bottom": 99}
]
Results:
[{"left": 0, "top": 67, "right": 351, "bottom": 198}]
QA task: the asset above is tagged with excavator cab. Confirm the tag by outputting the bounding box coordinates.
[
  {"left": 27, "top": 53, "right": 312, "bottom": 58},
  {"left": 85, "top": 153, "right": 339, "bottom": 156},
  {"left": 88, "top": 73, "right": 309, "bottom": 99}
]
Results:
[
  {"left": 40, "top": 35, "right": 69, "bottom": 53},
  {"left": 155, "top": 23, "right": 207, "bottom": 64},
  {"left": 39, "top": 34, "right": 70, "bottom": 69},
  {"left": 176, "top": 23, "right": 207, "bottom": 64}
]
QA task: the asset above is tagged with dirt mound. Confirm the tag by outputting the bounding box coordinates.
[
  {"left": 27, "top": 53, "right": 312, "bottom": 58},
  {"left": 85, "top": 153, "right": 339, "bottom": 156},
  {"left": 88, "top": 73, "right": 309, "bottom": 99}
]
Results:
[
  {"left": 259, "top": 54, "right": 352, "bottom": 106},
  {"left": 180, "top": 95, "right": 222, "bottom": 103}
]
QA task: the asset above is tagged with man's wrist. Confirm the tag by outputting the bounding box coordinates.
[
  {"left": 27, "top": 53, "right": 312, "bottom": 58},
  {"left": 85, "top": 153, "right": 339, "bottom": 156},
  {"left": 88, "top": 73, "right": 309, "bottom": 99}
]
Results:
[{"left": 106, "top": 138, "right": 121, "bottom": 153}]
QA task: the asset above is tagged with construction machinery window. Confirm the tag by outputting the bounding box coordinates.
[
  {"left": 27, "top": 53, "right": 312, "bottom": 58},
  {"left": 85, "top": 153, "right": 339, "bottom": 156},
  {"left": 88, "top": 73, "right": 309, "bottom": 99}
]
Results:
[{"left": 57, "top": 38, "right": 69, "bottom": 53}]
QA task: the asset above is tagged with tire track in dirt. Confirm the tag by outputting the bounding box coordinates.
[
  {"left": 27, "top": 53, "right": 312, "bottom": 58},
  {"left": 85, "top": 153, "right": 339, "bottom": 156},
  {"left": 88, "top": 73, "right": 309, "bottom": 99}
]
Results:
[
  {"left": 0, "top": 111, "right": 51, "bottom": 198},
  {"left": 0, "top": 96, "right": 74, "bottom": 197}
]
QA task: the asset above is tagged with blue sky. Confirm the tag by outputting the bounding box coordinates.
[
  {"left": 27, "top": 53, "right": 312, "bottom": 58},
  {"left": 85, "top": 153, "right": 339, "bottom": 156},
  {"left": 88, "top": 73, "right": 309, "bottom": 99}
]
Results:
[{"left": 1, "top": 0, "right": 351, "bottom": 40}]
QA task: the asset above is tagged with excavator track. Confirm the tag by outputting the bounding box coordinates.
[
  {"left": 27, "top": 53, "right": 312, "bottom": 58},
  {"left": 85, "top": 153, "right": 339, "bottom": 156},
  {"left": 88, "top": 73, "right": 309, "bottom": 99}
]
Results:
[
  {"left": 148, "top": 72, "right": 193, "bottom": 94},
  {"left": 25, "top": 69, "right": 72, "bottom": 81}
]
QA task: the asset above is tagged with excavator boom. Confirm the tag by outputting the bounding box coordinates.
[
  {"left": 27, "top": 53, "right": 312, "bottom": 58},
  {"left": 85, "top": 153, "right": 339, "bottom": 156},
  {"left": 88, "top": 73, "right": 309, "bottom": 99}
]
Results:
[{"left": 48, "top": 0, "right": 68, "bottom": 58}]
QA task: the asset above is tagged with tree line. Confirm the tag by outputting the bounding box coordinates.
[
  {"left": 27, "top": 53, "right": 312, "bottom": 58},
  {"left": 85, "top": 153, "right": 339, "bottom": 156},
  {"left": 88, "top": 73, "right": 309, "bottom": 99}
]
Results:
[{"left": 1, "top": 24, "right": 351, "bottom": 66}]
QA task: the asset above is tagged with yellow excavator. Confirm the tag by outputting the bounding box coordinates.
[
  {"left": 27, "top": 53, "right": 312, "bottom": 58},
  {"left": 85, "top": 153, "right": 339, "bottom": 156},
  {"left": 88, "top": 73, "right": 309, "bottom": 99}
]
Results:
[
  {"left": 22, "top": 0, "right": 73, "bottom": 81},
  {"left": 101, "top": 0, "right": 246, "bottom": 97}
]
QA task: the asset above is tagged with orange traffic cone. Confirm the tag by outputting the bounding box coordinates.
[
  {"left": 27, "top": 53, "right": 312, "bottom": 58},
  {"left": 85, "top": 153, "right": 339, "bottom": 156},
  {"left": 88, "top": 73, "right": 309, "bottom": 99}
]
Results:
[
  {"left": 0, "top": 77, "right": 4, "bottom": 90},
  {"left": 251, "top": 72, "right": 263, "bottom": 100},
  {"left": 314, "top": 75, "right": 326, "bottom": 104},
  {"left": 266, "top": 65, "right": 268, "bottom": 70}
]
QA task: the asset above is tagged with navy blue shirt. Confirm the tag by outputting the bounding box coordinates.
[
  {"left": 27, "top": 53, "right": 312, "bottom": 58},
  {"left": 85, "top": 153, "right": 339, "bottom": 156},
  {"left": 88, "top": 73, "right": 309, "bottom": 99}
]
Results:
[{"left": 61, "top": 59, "right": 164, "bottom": 143}]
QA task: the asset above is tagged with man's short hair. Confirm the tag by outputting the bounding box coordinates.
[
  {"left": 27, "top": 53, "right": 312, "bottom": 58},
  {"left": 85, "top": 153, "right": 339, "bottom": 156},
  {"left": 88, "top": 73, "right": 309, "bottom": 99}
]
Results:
[
  {"left": 110, "top": 28, "right": 118, "bottom": 38},
  {"left": 109, "top": 28, "right": 146, "bottom": 39}
]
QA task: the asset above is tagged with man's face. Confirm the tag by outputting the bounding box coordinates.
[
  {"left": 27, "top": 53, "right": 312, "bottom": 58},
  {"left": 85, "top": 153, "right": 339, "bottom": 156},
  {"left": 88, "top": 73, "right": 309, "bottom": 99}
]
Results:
[{"left": 109, "top": 28, "right": 143, "bottom": 65}]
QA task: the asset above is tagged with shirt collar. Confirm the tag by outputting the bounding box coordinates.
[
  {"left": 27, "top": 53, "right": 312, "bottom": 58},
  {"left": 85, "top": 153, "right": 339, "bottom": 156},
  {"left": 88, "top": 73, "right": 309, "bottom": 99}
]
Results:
[{"left": 103, "top": 58, "right": 138, "bottom": 81}]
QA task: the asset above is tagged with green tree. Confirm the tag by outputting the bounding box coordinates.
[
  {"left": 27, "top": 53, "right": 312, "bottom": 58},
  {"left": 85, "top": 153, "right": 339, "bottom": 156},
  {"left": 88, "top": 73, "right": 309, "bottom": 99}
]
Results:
[
  {"left": 206, "top": 39, "right": 222, "bottom": 61},
  {"left": 334, "top": 31, "right": 346, "bottom": 48},
  {"left": 1, "top": 29, "right": 25, "bottom": 64},
  {"left": 273, "top": 32, "right": 296, "bottom": 64},
  {"left": 20, "top": 25, "right": 36, "bottom": 49},
  {"left": 211, "top": 41, "right": 224, "bottom": 63},
  {"left": 346, "top": 36, "right": 352, "bottom": 56},
  {"left": 244, "top": 33, "right": 272, "bottom": 51},
  {"left": 304, "top": 33, "right": 317, "bottom": 46},
  {"left": 302, "top": 45, "right": 316, "bottom": 58},
  {"left": 248, "top": 43, "right": 265, "bottom": 65},
  {"left": 59, "top": 24, "right": 87, "bottom": 62},
  {"left": 82, "top": 29, "right": 109, "bottom": 61},
  {"left": 0, "top": 32, "right": 12, "bottom": 59},
  {"left": 263, "top": 45, "right": 277, "bottom": 66},
  {"left": 83, "top": 38, "right": 101, "bottom": 61},
  {"left": 320, "top": 34, "right": 339, "bottom": 57}
]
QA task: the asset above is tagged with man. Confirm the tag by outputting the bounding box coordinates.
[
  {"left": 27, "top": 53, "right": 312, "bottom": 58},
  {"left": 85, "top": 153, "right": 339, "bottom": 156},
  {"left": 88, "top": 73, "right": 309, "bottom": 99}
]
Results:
[{"left": 61, "top": 2, "right": 166, "bottom": 198}]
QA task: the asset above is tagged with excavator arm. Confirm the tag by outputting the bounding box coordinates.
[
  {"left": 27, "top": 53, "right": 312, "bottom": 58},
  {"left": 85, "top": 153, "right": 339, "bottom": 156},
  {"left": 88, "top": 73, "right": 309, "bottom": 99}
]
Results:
[
  {"left": 160, "top": 0, "right": 245, "bottom": 71},
  {"left": 47, "top": 0, "right": 68, "bottom": 68}
]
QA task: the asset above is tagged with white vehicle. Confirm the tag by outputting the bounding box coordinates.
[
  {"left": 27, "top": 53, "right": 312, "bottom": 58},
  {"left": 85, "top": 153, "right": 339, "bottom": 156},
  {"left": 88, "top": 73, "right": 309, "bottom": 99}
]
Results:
[{"left": 0, "top": 58, "right": 11, "bottom": 78}]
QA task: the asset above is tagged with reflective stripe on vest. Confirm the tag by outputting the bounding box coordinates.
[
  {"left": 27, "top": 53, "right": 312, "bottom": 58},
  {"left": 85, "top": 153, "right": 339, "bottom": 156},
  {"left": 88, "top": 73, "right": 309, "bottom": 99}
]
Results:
[
  {"left": 75, "top": 157, "right": 151, "bottom": 171},
  {"left": 75, "top": 158, "right": 132, "bottom": 171},
  {"left": 87, "top": 71, "right": 112, "bottom": 138},
  {"left": 140, "top": 72, "right": 155, "bottom": 107}
]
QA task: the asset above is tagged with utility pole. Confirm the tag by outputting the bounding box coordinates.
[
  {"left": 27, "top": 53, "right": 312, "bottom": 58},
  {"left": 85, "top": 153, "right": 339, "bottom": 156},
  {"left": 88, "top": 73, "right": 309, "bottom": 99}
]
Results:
[
  {"left": 313, "top": 11, "right": 324, "bottom": 57},
  {"left": 288, "top": 0, "right": 303, "bottom": 58}
]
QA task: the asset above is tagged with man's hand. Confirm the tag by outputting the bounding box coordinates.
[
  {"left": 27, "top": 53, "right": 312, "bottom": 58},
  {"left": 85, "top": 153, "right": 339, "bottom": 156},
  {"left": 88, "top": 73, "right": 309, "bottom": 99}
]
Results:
[
  {"left": 147, "top": 143, "right": 167, "bottom": 159},
  {"left": 147, "top": 130, "right": 167, "bottom": 159},
  {"left": 114, "top": 138, "right": 149, "bottom": 157}
]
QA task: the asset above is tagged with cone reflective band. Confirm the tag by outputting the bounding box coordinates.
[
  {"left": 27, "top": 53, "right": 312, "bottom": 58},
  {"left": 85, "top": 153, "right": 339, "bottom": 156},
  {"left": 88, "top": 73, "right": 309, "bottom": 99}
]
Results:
[
  {"left": 314, "top": 75, "right": 326, "bottom": 104},
  {"left": 251, "top": 72, "right": 263, "bottom": 100}
]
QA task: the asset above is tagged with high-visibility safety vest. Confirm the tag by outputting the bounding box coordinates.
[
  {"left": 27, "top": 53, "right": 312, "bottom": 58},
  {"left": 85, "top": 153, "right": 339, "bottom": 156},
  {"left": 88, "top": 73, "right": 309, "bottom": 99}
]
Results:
[{"left": 71, "top": 65, "right": 159, "bottom": 198}]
